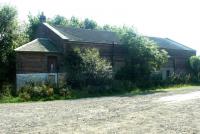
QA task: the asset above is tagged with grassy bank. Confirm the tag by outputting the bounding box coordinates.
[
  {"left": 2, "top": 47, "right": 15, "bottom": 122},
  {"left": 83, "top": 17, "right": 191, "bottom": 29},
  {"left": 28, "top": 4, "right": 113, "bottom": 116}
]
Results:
[{"left": 0, "top": 84, "right": 197, "bottom": 103}]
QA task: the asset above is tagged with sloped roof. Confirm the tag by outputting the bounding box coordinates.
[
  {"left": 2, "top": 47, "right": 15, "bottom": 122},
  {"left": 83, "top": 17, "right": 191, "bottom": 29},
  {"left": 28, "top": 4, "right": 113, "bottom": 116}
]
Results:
[
  {"left": 15, "top": 38, "right": 59, "bottom": 53},
  {"left": 148, "top": 37, "right": 195, "bottom": 51},
  {"left": 44, "top": 23, "right": 120, "bottom": 44}
]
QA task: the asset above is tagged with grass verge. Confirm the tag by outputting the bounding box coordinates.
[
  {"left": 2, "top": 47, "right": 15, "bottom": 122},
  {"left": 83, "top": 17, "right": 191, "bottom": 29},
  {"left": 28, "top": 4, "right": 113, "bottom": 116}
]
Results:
[{"left": 0, "top": 84, "right": 198, "bottom": 103}]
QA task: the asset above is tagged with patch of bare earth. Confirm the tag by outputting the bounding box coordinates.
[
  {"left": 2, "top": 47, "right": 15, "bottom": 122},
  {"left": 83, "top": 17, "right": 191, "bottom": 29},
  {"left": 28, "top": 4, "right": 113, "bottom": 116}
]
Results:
[{"left": 1, "top": 86, "right": 200, "bottom": 134}]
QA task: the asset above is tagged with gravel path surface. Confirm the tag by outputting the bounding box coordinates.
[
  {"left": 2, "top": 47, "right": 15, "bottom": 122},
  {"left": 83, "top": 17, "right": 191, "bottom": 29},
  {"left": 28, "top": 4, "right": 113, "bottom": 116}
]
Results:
[{"left": 1, "top": 86, "right": 200, "bottom": 134}]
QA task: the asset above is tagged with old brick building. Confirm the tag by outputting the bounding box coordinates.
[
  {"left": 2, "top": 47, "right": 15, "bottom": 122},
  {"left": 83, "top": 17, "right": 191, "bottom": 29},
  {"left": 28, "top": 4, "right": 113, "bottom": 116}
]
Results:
[{"left": 15, "top": 20, "right": 196, "bottom": 88}]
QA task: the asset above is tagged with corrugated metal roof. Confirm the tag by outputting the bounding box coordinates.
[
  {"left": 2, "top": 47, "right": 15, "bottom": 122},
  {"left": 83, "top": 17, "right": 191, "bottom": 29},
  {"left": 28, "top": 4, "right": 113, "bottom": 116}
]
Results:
[
  {"left": 51, "top": 25, "right": 120, "bottom": 44},
  {"left": 148, "top": 37, "right": 195, "bottom": 51},
  {"left": 15, "top": 38, "right": 59, "bottom": 53}
]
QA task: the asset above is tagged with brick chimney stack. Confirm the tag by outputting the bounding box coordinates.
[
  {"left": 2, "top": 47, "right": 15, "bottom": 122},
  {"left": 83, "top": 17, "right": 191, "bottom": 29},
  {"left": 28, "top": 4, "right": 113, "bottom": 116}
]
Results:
[{"left": 39, "top": 12, "right": 46, "bottom": 23}]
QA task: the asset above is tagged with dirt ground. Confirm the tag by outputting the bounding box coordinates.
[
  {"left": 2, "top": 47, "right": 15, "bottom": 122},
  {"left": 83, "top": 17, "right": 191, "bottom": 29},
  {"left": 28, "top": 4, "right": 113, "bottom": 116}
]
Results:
[{"left": 1, "top": 86, "right": 200, "bottom": 134}]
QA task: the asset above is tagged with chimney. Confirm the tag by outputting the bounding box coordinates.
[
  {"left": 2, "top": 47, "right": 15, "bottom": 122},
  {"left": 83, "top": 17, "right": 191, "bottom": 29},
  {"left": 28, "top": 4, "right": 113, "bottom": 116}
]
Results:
[{"left": 39, "top": 12, "right": 46, "bottom": 23}]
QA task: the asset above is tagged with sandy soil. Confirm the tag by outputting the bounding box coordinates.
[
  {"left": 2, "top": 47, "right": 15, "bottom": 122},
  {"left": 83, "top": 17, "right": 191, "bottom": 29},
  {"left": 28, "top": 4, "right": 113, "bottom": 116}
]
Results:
[{"left": 1, "top": 86, "right": 200, "bottom": 134}]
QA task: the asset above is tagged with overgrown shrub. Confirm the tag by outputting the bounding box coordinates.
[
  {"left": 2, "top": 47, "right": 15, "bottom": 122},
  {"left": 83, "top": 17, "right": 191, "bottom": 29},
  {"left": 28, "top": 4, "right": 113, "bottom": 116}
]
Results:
[
  {"left": 0, "top": 84, "right": 14, "bottom": 98},
  {"left": 65, "top": 48, "right": 112, "bottom": 89},
  {"left": 166, "top": 73, "right": 190, "bottom": 84},
  {"left": 18, "top": 83, "right": 54, "bottom": 101},
  {"left": 189, "top": 56, "right": 200, "bottom": 82},
  {"left": 114, "top": 27, "right": 168, "bottom": 83}
]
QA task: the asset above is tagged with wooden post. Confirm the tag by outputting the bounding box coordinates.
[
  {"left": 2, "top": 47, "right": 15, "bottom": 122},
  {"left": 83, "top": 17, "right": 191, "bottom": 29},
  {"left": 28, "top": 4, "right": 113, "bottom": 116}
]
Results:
[{"left": 112, "top": 41, "right": 115, "bottom": 67}]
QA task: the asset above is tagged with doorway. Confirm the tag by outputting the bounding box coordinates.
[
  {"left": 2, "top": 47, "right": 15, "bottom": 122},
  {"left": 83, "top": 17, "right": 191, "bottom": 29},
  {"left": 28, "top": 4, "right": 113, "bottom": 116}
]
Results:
[{"left": 47, "top": 56, "right": 58, "bottom": 73}]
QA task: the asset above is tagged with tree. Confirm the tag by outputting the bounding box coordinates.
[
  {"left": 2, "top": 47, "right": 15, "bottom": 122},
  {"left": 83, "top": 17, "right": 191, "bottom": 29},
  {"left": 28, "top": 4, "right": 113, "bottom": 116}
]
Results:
[
  {"left": 189, "top": 56, "right": 200, "bottom": 75},
  {"left": 83, "top": 18, "right": 97, "bottom": 29},
  {"left": 115, "top": 26, "right": 168, "bottom": 82},
  {"left": 69, "top": 16, "right": 83, "bottom": 28},
  {"left": 0, "top": 5, "right": 28, "bottom": 91},
  {"left": 26, "top": 14, "right": 40, "bottom": 40},
  {"left": 50, "top": 16, "right": 98, "bottom": 30},
  {"left": 65, "top": 48, "right": 112, "bottom": 88},
  {"left": 50, "top": 15, "right": 68, "bottom": 26},
  {"left": 0, "top": 5, "right": 18, "bottom": 87}
]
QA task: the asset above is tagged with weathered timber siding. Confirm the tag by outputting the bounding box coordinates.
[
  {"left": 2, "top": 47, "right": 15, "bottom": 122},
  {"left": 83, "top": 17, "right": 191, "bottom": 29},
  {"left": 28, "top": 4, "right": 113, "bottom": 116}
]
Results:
[
  {"left": 16, "top": 52, "right": 63, "bottom": 74},
  {"left": 164, "top": 48, "right": 196, "bottom": 73}
]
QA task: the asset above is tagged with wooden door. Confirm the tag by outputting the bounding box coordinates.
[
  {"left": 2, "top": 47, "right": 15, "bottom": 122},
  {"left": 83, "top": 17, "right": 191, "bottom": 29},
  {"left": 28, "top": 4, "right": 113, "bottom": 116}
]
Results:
[{"left": 47, "top": 56, "right": 58, "bottom": 73}]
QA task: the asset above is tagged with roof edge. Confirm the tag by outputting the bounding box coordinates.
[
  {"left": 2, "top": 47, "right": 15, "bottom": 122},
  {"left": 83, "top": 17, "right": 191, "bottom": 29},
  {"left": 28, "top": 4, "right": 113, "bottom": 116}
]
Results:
[
  {"left": 166, "top": 38, "right": 196, "bottom": 51},
  {"left": 15, "top": 38, "right": 39, "bottom": 51},
  {"left": 66, "top": 40, "right": 121, "bottom": 45},
  {"left": 148, "top": 36, "right": 196, "bottom": 51},
  {"left": 14, "top": 38, "right": 60, "bottom": 53},
  {"left": 43, "top": 23, "right": 68, "bottom": 40}
]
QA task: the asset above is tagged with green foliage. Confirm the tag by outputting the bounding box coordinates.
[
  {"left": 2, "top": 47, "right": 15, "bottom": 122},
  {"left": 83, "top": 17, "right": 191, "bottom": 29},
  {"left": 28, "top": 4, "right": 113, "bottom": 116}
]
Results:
[
  {"left": 0, "top": 84, "right": 14, "bottom": 98},
  {"left": 102, "top": 24, "right": 113, "bottom": 31},
  {"left": 0, "top": 5, "right": 29, "bottom": 89},
  {"left": 0, "top": 5, "right": 17, "bottom": 87},
  {"left": 115, "top": 26, "right": 168, "bottom": 83},
  {"left": 189, "top": 56, "right": 200, "bottom": 75},
  {"left": 50, "top": 15, "right": 68, "bottom": 26},
  {"left": 49, "top": 15, "right": 98, "bottom": 29},
  {"left": 14, "top": 23, "right": 29, "bottom": 48},
  {"left": 69, "top": 16, "right": 84, "bottom": 28},
  {"left": 0, "top": 5, "right": 17, "bottom": 65},
  {"left": 18, "top": 83, "right": 54, "bottom": 101},
  {"left": 26, "top": 14, "right": 40, "bottom": 40},
  {"left": 83, "top": 18, "right": 97, "bottom": 29},
  {"left": 65, "top": 48, "right": 112, "bottom": 88},
  {"left": 166, "top": 73, "right": 192, "bottom": 85}
]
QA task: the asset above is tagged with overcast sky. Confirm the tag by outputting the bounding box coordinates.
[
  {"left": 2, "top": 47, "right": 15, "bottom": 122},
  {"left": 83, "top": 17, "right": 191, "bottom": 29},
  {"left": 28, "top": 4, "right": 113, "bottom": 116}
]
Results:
[{"left": 1, "top": 0, "right": 200, "bottom": 54}]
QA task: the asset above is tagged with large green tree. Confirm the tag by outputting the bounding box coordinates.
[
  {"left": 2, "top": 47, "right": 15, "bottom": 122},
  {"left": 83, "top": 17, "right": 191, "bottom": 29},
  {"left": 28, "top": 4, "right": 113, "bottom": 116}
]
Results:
[
  {"left": 0, "top": 5, "right": 18, "bottom": 86},
  {"left": 0, "top": 5, "right": 28, "bottom": 89},
  {"left": 115, "top": 26, "right": 168, "bottom": 82}
]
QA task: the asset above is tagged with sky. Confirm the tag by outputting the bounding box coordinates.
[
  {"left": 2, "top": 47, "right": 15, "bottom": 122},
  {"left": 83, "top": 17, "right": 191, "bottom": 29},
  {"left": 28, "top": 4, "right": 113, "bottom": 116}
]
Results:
[{"left": 1, "top": 0, "right": 200, "bottom": 54}]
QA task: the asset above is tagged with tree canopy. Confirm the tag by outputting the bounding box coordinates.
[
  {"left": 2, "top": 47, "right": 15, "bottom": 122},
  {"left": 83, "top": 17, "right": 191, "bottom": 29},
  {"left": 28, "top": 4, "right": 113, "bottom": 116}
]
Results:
[
  {"left": 0, "top": 5, "right": 18, "bottom": 86},
  {"left": 49, "top": 15, "right": 98, "bottom": 30},
  {"left": 65, "top": 48, "right": 112, "bottom": 88},
  {"left": 115, "top": 26, "right": 168, "bottom": 82},
  {"left": 0, "top": 5, "right": 28, "bottom": 87},
  {"left": 83, "top": 18, "right": 97, "bottom": 29},
  {"left": 26, "top": 14, "right": 40, "bottom": 40},
  {"left": 189, "top": 56, "right": 200, "bottom": 75}
]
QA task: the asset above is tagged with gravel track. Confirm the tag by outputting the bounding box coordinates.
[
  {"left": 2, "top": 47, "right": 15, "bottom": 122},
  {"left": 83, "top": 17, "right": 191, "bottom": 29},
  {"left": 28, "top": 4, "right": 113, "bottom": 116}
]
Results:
[{"left": 1, "top": 86, "right": 200, "bottom": 134}]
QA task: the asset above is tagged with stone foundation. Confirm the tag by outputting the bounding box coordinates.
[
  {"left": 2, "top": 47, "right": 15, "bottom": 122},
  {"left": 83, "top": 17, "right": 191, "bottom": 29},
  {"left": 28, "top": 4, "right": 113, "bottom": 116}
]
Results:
[{"left": 16, "top": 73, "right": 66, "bottom": 90}]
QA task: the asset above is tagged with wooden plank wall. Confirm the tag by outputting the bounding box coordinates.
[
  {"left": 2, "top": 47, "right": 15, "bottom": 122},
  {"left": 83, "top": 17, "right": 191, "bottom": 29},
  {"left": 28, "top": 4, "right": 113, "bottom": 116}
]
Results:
[{"left": 16, "top": 52, "right": 62, "bottom": 74}]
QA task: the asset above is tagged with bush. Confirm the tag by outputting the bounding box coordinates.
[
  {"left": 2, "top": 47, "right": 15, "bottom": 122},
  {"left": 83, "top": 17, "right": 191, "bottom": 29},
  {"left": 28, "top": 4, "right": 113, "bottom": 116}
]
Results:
[
  {"left": 18, "top": 83, "right": 54, "bottom": 101},
  {"left": 19, "top": 92, "right": 31, "bottom": 101},
  {"left": 65, "top": 48, "right": 112, "bottom": 88},
  {"left": 0, "top": 84, "right": 15, "bottom": 98},
  {"left": 189, "top": 56, "right": 200, "bottom": 75},
  {"left": 114, "top": 27, "right": 168, "bottom": 83}
]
